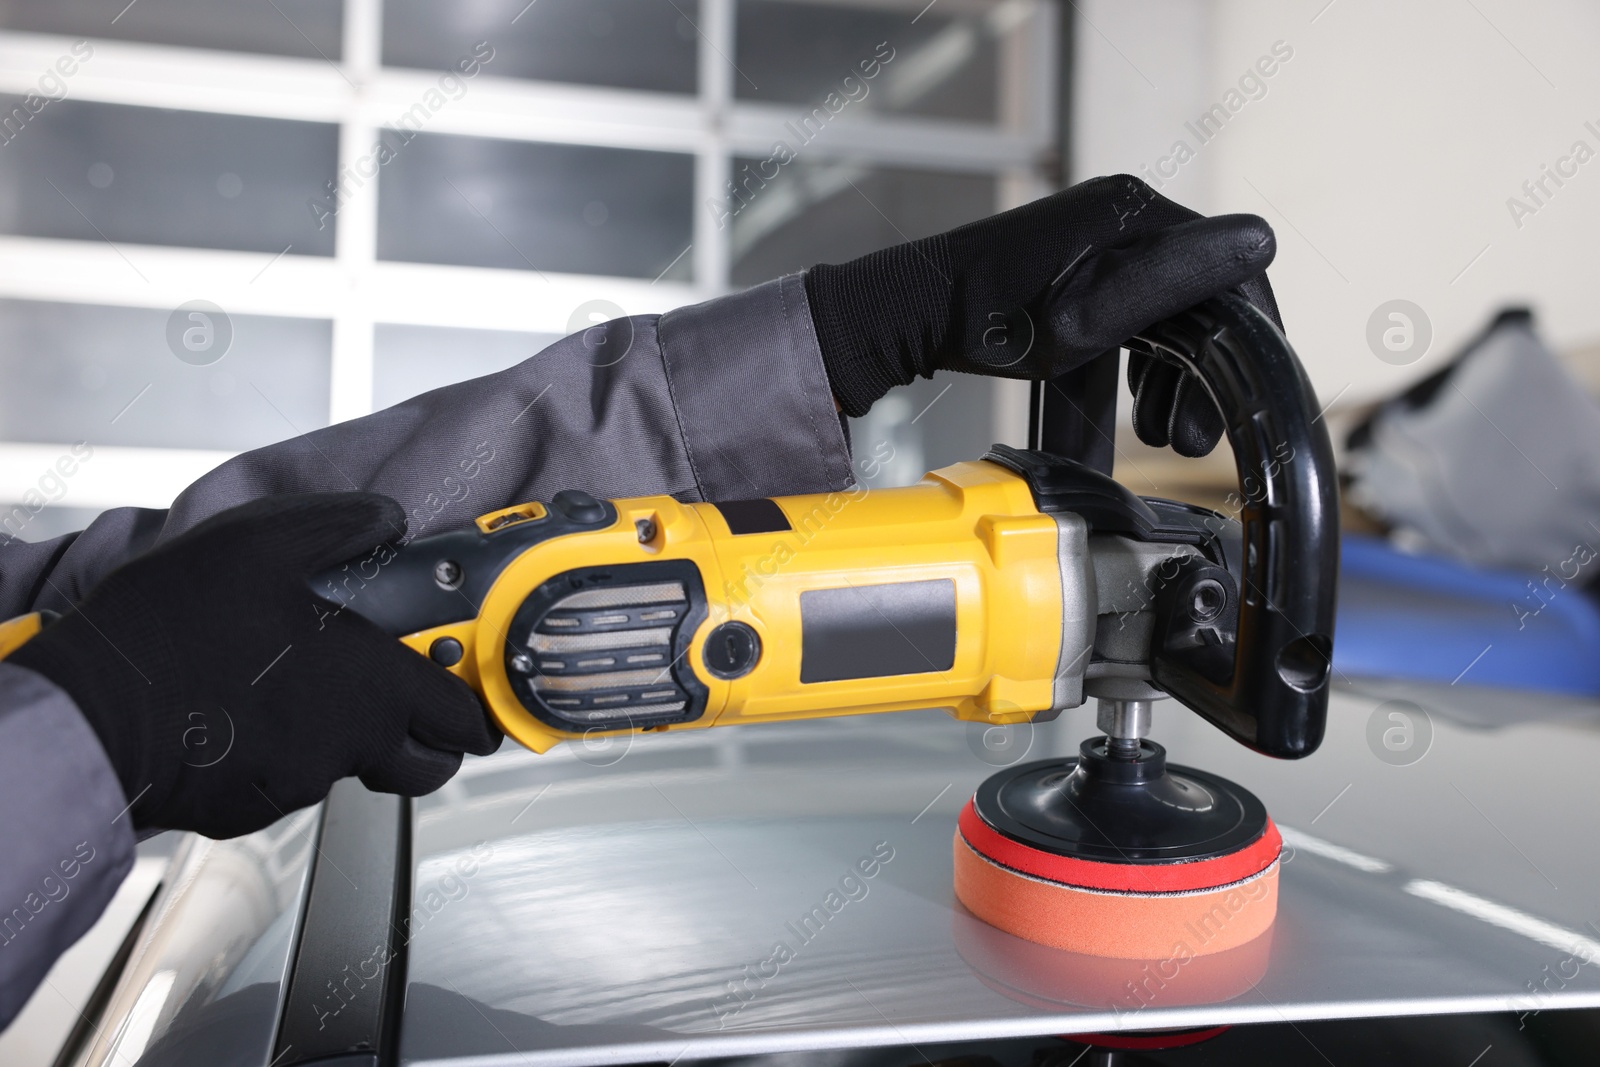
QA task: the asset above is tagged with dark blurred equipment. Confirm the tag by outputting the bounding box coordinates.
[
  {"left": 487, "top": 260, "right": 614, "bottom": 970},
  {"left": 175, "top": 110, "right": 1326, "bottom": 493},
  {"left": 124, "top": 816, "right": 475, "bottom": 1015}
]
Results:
[
  {"left": 1346, "top": 307, "right": 1600, "bottom": 571},
  {"left": 1335, "top": 533, "right": 1600, "bottom": 696},
  {"left": 1337, "top": 308, "right": 1600, "bottom": 695}
]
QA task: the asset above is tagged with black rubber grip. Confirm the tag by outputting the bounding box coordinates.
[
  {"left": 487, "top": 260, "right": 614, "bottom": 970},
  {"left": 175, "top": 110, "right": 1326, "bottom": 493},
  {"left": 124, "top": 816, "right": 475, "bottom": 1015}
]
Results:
[{"left": 1129, "top": 293, "right": 1338, "bottom": 758}]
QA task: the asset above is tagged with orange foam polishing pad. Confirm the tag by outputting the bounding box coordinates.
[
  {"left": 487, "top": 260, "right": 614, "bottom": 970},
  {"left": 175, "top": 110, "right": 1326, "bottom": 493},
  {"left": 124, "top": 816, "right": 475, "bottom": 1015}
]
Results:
[
  {"left": 953, "top": 801, "right": 1280, "bottom": 960},
  {"left": 950, "top": 903, "right": 1273, "bottom": 1011}
]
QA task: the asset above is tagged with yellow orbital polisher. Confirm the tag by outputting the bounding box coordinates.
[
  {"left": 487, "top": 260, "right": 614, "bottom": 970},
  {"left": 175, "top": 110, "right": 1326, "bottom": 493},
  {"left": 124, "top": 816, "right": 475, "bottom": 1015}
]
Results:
[{"left": 0, "top": 294, "right": 1338, "bottom": 959}]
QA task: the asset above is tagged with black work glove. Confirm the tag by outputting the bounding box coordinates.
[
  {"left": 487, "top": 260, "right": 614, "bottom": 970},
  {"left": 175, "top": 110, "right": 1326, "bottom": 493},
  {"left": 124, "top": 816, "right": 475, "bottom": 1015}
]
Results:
[
  {"left": 10, "top": 492, "right": 500, "bottom": 839},
  {"left": 805, "top": 173, "right": 1283, "bottom": 457}
]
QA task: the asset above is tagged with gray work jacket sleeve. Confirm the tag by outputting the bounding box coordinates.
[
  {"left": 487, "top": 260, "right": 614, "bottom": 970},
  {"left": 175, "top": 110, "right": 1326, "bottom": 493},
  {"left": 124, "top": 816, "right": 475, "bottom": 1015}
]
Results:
[
  {"left": 0, "top": 275, "right": 850, "bottom": 1026},
  {"left": 1, "top": 273, "right": 853, "bottom": 618},
  {"left": 0, "top": 662, "right": 137, "bottom": 1029}
]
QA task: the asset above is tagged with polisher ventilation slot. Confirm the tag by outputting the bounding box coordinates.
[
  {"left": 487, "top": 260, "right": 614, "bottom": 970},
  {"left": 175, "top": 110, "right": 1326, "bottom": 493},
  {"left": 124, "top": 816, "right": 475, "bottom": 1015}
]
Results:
[{"left": 525, "top": 580, "right": 690, "bottom": 723}]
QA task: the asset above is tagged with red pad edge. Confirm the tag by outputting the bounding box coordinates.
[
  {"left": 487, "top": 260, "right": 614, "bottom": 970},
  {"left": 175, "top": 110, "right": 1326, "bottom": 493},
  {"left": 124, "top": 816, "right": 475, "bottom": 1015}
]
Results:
[
  {"left": 1060, "top": 1026, "right": 1232, "bottom": 1050},
  {"left": 958, "top": 798, "right": 1281, "bottom": 894}
]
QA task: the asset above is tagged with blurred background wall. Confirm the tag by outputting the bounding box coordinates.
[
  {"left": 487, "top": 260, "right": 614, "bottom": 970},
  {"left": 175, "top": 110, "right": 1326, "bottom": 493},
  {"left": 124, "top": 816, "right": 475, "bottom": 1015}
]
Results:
[
  {"left": 0, "top": 0, "right": 1061, "bottom": 540},
  {"left": 1075, "top": 0, "right": 1600, "bottom": 493},
  {"left": 1, "top": 0, "right": 1596, "bottom": 537}
]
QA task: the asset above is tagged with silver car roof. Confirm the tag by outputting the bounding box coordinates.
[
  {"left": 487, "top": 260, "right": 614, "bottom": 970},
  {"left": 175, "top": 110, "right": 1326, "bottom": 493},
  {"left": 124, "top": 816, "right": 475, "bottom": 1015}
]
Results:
[{"left": 66, "top": 686, "right": 1600, "bottom": 1066}]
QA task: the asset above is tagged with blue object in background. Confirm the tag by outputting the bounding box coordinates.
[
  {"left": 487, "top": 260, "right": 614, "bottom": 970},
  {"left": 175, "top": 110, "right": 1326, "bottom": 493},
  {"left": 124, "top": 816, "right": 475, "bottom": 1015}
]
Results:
[{"left": 1334, "top": 535, "right": 1600, "bottom": 695}]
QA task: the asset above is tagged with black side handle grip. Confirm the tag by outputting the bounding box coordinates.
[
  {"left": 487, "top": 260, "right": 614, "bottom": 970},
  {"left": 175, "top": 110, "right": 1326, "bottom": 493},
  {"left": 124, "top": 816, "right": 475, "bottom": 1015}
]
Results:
[{"left": 1129, "top": 292, "right": 1338, "bottom": 758}]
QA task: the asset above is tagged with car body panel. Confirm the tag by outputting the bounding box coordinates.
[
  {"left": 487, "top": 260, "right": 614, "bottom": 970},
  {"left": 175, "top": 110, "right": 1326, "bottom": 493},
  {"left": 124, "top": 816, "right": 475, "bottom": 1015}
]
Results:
[
  {"left": 69, "top": 811, "right": 316, "bottom": 1067},
  {"left": 396, "top": 686, "right": 1600, "bottom": 1066}
]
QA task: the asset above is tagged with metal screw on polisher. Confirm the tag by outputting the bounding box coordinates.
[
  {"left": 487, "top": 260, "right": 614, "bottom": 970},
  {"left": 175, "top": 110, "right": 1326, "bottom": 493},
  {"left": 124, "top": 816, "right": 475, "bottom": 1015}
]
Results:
[
  {"left": 1096, "top": 698, "right": 1152, "bottom": 761},
  {"left": 635, "top": 518, "right": 657, "bottom": 543},
  {"left": 1189, "top": 578, "right": 1226, "bottom": 622},
  {"left": 434, "top": 559, "right": 463, "bottom": 590}
]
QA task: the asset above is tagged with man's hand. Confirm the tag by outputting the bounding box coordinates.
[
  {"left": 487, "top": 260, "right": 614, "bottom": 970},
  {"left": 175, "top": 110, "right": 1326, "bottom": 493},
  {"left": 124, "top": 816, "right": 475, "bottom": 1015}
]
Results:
[
  {"left": 10, "top": 493, "right": 500, "bottom": 838},
  {"left": 805, "top": 174, "right": 1283, "bottom": 457}
]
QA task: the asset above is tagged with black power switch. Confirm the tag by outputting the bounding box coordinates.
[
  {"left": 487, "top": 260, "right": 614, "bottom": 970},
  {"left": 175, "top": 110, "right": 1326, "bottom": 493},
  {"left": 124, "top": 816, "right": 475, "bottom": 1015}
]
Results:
[
  {"left": 702, "top": 622, "right": 761, "bottom": 679},
  {"left": 429, "top": 637, "right": 464, "bottom": 667},
  {"left": 551, "top": 489, "right": 607, "bottom": 524}
]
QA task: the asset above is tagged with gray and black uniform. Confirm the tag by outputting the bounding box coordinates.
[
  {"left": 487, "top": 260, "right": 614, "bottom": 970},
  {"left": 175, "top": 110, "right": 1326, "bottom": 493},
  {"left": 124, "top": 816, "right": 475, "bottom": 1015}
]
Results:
[
  {"left": 0, "top": 277, "right": 851, "bottom": 1028},
  {"left": 0, "top": 173, "right": 1283, "bottom": 1026}
]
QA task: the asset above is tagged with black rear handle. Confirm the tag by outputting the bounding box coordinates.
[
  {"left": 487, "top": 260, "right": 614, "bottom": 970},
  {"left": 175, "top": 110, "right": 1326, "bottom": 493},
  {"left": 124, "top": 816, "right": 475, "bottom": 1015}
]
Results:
[{"left": 1130, "top": 292, "right": 1339, "bottom": 758}]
